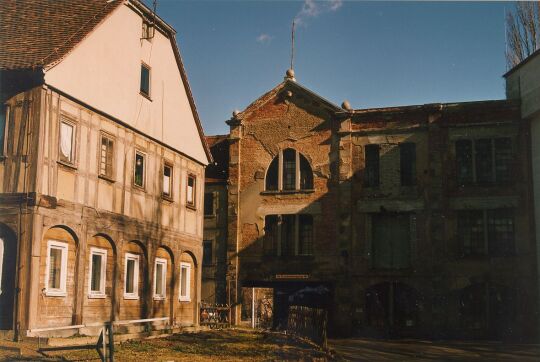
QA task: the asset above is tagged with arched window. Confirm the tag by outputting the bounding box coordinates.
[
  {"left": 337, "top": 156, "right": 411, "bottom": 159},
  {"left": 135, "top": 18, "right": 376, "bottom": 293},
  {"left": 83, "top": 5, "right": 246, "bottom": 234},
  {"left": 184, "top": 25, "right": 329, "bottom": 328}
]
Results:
[{"left": 265, "top": 149, "right": 313, "bottom": 191}]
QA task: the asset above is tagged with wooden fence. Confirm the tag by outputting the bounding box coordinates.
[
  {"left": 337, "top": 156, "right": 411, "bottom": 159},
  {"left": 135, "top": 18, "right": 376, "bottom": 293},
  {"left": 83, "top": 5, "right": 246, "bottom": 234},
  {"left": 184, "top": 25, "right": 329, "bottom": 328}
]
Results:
[{"left": 286, "top": 305, "right": 327, "bottom": 349}]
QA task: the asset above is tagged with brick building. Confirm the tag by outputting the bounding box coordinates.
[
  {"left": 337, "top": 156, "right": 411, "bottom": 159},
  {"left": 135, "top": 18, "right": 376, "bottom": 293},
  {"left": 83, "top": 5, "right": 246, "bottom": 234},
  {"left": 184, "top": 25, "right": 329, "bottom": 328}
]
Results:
[
  {"left": 203, "top": 70, "right": 537, "bottom": 339},
  {"left": 0, "top": 0, "right": 211, "bottom": 337}
]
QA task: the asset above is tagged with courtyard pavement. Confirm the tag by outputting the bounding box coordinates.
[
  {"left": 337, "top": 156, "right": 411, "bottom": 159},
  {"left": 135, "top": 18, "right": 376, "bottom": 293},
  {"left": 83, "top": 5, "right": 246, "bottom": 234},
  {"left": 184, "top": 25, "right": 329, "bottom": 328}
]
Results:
[{"left": 329, "top": 338, "right": 540, "bottom": 361}]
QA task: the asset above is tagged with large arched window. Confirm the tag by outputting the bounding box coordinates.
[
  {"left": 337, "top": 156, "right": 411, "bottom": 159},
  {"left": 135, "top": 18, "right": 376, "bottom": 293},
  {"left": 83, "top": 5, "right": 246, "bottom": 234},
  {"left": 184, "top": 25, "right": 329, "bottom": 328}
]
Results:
[{"left": 265, "top": 148, "right": 313, "bottom": 191}]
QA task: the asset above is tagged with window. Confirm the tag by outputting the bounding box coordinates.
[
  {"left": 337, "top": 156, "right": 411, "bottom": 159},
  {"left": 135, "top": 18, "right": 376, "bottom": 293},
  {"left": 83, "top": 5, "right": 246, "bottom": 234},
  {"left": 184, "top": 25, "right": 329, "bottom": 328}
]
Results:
[
  {"left": 0, "top": 106, "right": 7, "bottom": 156},
  {"left": 134, "top": 151, "right": 146, "bottom": 188},
  {"left": 364, "top": 144, "right": 380, "bottom": 187},
  {"left": 124, "top": 253, "right": 140, "bottom": 299},
  {"left": 153, "top": 258, "right": 167, "bottom": 299},
  {"left": 163, "top": 163, "right": 173, "bottom": 198},
  {"left": 99, "top": 134, "right": 114, "bottom": 179},
  {"left": 372, "top": 214, "right": 411, "bottom": 269},
  {"left": 59, "top": 120, "right": 75, "bottom": 164},
  {"left": 140, "top": 63, "right": 150, "bottom": 97},
  {"left": 186, "top": 174, "right": 196, "bottom": 207},
  {"left": 45, "top": 240, "right": 68, "bottom": 296},
  {"left": 0, "top": 238, "right": 4, "bottom": 296},
  {"left": 457, "top": 209, "right": 515, "bottom": 257},
  {"left": 88, "top": 247, "right": 107, "bottom": 297},
  {"left": 141, "top": 21, "right": 154, "bottom": 40},
  {"left": 203, "top": 240, "right": 213, "bottom": 266},
  {"left": 179, "top": 262, "right": 191, "bottom": 301},
  {"left": 400, "top": 143, "right": 416, "bottom": 186},
  {"left": 264, "top": 214, "right": 314, "bottom": 256},
  {"left": 455, "top": 138, "right": 513, "bottom": 186},
  {"left": 204, "top": 192, "right": 214, "bottom": 216},
  {"left": 265, "top": 149, "right": 313, "bottom": 192}
]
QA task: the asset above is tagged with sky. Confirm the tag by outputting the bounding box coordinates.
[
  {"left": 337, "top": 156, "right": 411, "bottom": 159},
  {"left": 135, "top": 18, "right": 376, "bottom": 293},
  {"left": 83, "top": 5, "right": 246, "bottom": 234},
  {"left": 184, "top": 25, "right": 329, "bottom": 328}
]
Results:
[{"left": 147, "top": 0, "right": 512, "bottom": 136}]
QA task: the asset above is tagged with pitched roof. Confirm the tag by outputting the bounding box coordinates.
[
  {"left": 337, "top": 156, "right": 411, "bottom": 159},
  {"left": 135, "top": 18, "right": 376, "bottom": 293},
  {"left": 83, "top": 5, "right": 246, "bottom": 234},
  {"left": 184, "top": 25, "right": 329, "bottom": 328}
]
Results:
[{"left": 0, "top": 0, "right": 122, "bottom": 70}]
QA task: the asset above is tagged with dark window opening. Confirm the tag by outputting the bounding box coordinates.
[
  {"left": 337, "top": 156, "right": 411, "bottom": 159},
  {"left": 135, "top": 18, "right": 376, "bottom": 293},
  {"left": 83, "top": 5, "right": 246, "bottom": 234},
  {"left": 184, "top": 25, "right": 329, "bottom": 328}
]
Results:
[
  {"left": 494, "top": 138, "right": 513, "bottom": 183},
  {"left": 372, "top": 213, "right": 411, "bottom": 269},
  {"left": 187, "top": 175, "right": 196, "bottom": 207},
  {"left": 400, "top": 143, "right": 416, "bottom": 186},
  {"left": 203, "top": 241, "right": 212, "bottom": 266},
  {"left": 265, "top": 157, "right": 279, "bottom": 191},
  {"left": 458, "top": 210, "right": 485, "bottom": 256},
  {"left": 281, "top": 215, "right": 295, "bottom": 256},
  {"left": 299, "top": 154, "right": 314, "bottom": 189},
  {"left": 364, "top": 144, "right": 380, "bottom": 187},
  {"left": 487, "top": 209, "right": 514, "bottom": 256},
  {"left": 264, "top": 215, "right": 279, "bottom": 255},
  {"left": 475, "top": 138, "right": 493, "bottom": 184},
  {"left": 204, "top": 192, "right": 214, "bottom": 215},
  {"left": 140, "top": 64, "right": 150, "bottom": 97}
]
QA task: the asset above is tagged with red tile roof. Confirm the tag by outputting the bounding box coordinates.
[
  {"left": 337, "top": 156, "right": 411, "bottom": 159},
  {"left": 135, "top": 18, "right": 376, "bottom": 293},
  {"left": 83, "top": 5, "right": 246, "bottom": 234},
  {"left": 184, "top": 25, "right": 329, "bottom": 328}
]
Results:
[{"left": 0, "top": 0, "right": 122, "bottom": 70}]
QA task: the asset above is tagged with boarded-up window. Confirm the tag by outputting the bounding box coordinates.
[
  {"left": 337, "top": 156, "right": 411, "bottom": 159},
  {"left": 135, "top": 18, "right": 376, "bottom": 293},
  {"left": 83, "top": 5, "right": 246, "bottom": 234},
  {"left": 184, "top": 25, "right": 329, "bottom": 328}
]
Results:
[
  {"left": 372, "top": 214, "right": 411, "bottom": 269},
  {"left": 99, "top": 135, "right": 114, "bottom": 179},
  {"left": 59, "top": 120, "right": 75, "bottom": 164},
  {"left": 399, "top": 143, "right": 416, "bottom": 186},
  {"left": 364, "top": 144, "right": 380, "bottom": 187}
]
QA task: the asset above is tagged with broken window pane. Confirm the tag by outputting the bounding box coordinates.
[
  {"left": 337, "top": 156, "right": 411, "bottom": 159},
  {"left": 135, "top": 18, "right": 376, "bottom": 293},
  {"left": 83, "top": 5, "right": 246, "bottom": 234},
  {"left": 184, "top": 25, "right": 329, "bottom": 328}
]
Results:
[
  {"left": 299, "top": 154, "right": 313, "bottom": 189},
  {"left": 265, "top": 157, "right": 279, "bottom": 191}
]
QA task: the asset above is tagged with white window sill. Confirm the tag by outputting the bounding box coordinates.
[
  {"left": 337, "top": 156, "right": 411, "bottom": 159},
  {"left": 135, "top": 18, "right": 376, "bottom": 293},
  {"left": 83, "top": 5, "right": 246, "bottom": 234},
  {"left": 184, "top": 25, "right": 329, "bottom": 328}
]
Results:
[
  {"left": 179, "top": 298, "right": 191, "bottom": 302},
  {"left": 45, "top": 290, "right": 67, "bottom": 297},
  {"left": 88, "top": 293, "right": 107, "bottom": 299},
  {"left": 123, "top": 295, "right": 139, "bottom": 300},
  {"left": 153, "top": 296, "right": 166, "bottom": 301}
]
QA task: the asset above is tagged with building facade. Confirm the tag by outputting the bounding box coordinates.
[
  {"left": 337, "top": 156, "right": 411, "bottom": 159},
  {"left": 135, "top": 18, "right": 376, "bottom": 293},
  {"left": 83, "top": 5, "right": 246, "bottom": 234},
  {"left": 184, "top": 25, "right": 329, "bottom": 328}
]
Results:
[
  {"left": 0, "top": 0, "right": 210, "bottom": 337},
  {"left": 203, "top": 70, "right": 537, "bottom": 340}
]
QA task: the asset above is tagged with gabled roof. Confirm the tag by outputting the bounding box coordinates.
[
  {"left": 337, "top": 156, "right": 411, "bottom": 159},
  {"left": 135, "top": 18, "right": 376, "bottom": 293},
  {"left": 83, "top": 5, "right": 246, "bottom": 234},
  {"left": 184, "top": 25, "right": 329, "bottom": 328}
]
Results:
[
  {"left": 233, "top": 78, "right": 343, "bottom": 121},
  {"left": 0, "top": 0, "right": 123, "bottom": 70}
]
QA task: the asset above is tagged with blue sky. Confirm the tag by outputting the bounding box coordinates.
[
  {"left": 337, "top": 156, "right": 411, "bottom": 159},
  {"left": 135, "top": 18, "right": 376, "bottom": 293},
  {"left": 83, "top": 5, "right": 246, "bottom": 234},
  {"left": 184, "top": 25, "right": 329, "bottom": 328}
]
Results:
[{"left": 149, "top": 1, "right": 511, "bottom": 136}]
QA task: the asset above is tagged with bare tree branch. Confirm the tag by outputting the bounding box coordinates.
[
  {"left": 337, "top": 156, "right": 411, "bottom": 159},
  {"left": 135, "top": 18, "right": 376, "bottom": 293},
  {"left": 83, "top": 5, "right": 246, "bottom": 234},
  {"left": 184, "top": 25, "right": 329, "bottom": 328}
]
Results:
[{"left": 506, "top": 1, "right": 540, "bottom": 68}]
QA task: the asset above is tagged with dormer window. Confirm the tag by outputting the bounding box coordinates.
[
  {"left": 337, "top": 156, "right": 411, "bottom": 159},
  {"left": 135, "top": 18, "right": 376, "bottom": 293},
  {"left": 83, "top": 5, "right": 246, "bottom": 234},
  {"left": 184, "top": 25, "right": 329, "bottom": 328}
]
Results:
[
  {"left": 265, "top": 148, "right": 313, "bottom": 192},
  {"left": 140, "top": 63, "right": 151, "bottom": 98}
]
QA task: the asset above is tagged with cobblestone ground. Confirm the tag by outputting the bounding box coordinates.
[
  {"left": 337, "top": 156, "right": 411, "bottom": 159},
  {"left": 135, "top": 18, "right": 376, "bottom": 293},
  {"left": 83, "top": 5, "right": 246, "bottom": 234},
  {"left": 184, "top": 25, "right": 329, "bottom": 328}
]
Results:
[{"left": 329, "top": 338, "right": 540, "bottom": 361}]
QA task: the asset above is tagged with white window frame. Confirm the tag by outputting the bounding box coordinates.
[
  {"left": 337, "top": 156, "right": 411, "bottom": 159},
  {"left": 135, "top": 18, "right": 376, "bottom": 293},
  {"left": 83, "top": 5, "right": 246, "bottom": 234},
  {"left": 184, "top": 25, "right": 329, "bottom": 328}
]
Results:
[
  {"left": 88, "top": 247, "right": 107, "bottom": 298},
  {"left": 124, "top": 253, "right": 140, "bottom": 300},
  {"left": 45, "top": 240, "right": 68, "bottom": 297},
  {"left": 153, "top": 258, "right": 167, "bottom": 300},
  {"left": 58, "top": 118, "right": 76, "bottom": 165},
  {"left": 133, "top": 150, "right": 146, "bottom": 189},
  {"left": 0, "top": 237, "right": 4, "bottom": 296},
  {"left": 179, "top": 262, "right": 191, "bottom": 302}
]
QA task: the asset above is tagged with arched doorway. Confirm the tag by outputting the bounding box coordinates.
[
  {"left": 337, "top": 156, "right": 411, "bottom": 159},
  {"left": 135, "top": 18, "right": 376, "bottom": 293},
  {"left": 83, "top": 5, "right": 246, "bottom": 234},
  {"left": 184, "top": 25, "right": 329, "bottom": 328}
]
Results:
[
  {"left": 365, "top": 282, "right": 421, "bottom": 336},
  {"left": 177, "top": 251, "right": 197, "bottom": 326},
  {"left": 0, "top": 224, "right": 17, "bottom": 330}
]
